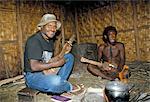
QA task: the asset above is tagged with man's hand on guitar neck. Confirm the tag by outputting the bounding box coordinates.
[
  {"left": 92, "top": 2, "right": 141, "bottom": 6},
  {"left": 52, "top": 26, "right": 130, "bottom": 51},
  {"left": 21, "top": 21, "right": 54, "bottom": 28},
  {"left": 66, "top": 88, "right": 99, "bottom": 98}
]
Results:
[
  {"left": 102, "top": 62, "right": 113, "bottom": 71},
  {"left": 59, "top": 34, "right": 75, "bottom": 56},
  {"left": 60, "top": 41, "right": 72, "bottom": 55},
  {"left": 65, "top": 41, "right": 72, "bottom": 54}
]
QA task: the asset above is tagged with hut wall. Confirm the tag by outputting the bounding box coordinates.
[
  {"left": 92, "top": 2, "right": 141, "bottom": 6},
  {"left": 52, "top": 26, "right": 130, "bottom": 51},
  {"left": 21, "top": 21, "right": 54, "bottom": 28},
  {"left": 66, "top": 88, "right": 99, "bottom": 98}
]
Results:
[
  {"left": 0, "top": 1, "right": 21, "bottom": 80},
  {"left": 74, "top": 1, "right": 150, "bottom": 62},
  {"left": 0, "top": 0, "right": 149, "bottom": 80},
  {"left": 136, "top": 1, "right": 150, "bottom": 62},
  {"left": 0, "top": 1, "right": 62, "bottom": 80}
]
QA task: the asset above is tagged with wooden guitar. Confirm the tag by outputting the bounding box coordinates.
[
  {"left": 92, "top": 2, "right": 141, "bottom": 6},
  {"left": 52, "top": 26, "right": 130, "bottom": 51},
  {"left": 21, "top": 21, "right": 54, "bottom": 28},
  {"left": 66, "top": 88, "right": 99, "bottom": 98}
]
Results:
[
  {"left": 43, "top": 35, "right": 76, "bottom": 75},
  {"left": 119, "top": 65, "right": 129, "bottom": 83},
  {"left": 59, "top": 34, "right": 75, "bottom": 56},
  {"left": 80, "top": 57, "right": 118, "bottom": 70},
  {"left": 80, "top": 57, "right": 129, "bottom": 83}
]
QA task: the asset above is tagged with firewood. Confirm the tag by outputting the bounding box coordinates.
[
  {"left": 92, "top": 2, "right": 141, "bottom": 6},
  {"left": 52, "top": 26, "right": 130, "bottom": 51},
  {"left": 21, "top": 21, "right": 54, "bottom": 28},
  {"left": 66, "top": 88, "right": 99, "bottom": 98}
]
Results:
[{"left": 0, "top": 75, "right": 24, "bottom": 86}]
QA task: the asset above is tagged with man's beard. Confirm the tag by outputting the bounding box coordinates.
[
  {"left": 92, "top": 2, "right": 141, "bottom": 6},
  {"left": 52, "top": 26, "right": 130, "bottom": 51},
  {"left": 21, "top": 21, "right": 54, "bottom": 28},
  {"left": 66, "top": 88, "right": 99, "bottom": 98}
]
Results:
[
  {"left": 45, "top": 32, "right": 55, "bottom": 39},
  {"left": 108, "top": 39, "right": 116, "bottom": 45}
]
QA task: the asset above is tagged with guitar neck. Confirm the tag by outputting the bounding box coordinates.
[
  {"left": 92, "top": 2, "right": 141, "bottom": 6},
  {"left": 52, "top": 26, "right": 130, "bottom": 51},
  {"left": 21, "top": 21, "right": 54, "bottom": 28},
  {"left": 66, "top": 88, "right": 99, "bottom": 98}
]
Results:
[
  {"left": 81, "top": 57, "right": 102, "bottom": 67},
  {"left": 81, "top": 57, "right": 118, "bottom": 69}
]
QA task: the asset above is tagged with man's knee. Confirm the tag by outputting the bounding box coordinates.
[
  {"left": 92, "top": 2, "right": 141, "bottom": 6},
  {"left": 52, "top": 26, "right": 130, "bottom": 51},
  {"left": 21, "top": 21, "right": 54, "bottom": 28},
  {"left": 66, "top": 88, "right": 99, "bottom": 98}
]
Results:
[
  {"left": 87, "top": 65, "right": 92, "bottom": 71},
  {"left": 87, "top": 64, "right": 96, "bottom": 71},
  {"left": 64, "top": 53, "right": 74, "bottom": 62}
]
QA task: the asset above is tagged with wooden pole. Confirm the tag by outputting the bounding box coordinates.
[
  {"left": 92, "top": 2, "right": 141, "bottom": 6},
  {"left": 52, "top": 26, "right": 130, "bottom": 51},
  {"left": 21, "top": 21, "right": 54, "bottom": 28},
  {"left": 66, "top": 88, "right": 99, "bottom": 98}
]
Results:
[
  {"left": 54, "top": 34, "right": 62, "bottom": 56},
  {"left": 89, "top": 8, "right": 95, "bottom": 43},
  {"left": 132, "top": 1, "right": 140, "bottom": 61},
  {"left": 74, "top": 7, "right": 80, "bottom": 44},
  {"left": 110, "top": 1, "right": 115, "bottom": 26},
  {"left": 60, "top": 6, "right": 65, "bottom": 46},
  {"left": 16, "top": 1, "right": 24, "bottom": 73},
  {"left": 0, "top": 75, "right": 24, "bottom": 86}
]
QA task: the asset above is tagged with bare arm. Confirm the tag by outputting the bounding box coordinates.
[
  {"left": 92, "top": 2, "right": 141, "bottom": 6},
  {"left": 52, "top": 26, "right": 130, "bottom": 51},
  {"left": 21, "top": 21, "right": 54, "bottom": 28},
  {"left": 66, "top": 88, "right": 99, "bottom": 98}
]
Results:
[
  {"left": 33, "top": 42, "right": 72, "bottom": 72},
  {"left": 48, "top": 42, "right": 72, "bottom": 63},
  {"left": 98, "top": 45, "right": 104, "bottom": 61},
  {"left": 118, "top": 43, "right": 125, "bottom": 72},
  {"left": 48, "top": 54, "right": 63, "bottom": 63},
  {"left": 30, "top": 58, "right": 65, "bottom": 71}
]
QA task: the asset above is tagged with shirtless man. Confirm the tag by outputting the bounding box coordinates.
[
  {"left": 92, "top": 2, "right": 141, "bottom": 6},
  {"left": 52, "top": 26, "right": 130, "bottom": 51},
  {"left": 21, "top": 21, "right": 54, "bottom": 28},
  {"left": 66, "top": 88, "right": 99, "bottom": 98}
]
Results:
[{"left": 81, "top": 26, "right": 125, "bottom": 80}]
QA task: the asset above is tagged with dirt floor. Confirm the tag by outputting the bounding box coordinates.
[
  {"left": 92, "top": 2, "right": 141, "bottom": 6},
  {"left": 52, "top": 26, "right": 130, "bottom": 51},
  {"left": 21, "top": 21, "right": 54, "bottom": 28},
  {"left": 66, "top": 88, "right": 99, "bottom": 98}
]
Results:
[
  {"left": 0, "top": 61, "right": 150, "bottom": 102},
  {"left": 0, "top": 71, "right": 107, "bottom": 102}
]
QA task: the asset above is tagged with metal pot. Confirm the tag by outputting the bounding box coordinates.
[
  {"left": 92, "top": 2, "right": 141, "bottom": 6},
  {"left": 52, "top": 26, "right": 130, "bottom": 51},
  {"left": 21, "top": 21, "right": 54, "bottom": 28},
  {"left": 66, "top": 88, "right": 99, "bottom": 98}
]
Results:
[{"left": 105, "top": 79, "right": 130, "bottom": 102}]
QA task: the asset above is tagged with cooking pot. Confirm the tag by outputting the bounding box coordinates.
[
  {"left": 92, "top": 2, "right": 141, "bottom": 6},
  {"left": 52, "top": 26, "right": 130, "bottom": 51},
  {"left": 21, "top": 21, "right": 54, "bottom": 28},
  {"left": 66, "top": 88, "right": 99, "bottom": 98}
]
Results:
[{"left": 105, "top": 79, "right": 130, "bottom": 102}]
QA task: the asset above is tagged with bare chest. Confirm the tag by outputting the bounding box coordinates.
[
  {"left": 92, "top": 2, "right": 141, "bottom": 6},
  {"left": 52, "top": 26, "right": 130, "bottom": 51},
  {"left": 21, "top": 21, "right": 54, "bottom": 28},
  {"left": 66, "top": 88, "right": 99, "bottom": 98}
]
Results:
[{"left": 102, "top": 45, "right": 120, "bottom": 58}]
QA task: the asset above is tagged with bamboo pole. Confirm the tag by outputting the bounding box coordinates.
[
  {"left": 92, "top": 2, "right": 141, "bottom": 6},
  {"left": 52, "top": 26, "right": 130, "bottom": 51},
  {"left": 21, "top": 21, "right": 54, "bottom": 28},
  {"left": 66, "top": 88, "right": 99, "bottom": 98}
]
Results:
[
  {"left": 0, "top": 40, "right": 17, "bottom": 44},
  {"left": 132, "top": 1, "right": 140, "bottom": 61},
  {"left": 16, "top": 1, "right": 24, "bottom": 72}
]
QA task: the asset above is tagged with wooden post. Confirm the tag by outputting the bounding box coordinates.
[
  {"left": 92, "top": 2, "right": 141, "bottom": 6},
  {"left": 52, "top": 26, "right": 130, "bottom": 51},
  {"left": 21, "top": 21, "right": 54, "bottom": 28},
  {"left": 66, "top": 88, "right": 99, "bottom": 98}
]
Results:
[
  {"left": 110, "top": 1, "right": 115, "bottom": 26},
  {"left": 89, "top": 8, "right": 95, "bottom": 43},
  {"left": 74, "top": 7, "right": 80, "bottom": 44},
  {"left": 16, "top": 1, "right": 24, "bottom": 72},
  {"left": 60, "top": 6, "right": 65, "bottom": 46},
  {"left": 54, "top": 34, "right": 62, "bottom": 56},
  {"left": 132, "top": 1, "right": 140, "bottom": 61}
]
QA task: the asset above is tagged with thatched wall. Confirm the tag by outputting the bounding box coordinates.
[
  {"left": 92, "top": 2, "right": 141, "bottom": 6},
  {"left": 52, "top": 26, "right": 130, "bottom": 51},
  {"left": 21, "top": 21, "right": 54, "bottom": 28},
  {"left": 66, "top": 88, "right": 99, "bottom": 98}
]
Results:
[
  {"left": 0, "top": 1, "right": 62, "bottom": 80},
  {"left": 0, "top": 0, "right": 149, "bottom": 80},
  {"left": 73, "top": 1, "right": 150, "bottom": 62},
  {"left": 0, "top": 1, "right": 21, "bottom": 80}
]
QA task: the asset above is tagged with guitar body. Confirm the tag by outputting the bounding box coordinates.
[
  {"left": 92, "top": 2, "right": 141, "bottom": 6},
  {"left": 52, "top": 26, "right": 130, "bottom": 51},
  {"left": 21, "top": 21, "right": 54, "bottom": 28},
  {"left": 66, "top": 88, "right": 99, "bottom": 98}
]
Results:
[
  {"left": 43, "top": 35, "right": 76, "bottom": 75},
  {"left": 102, "top": 62, "right": 129, "bottom": 82},
  {"left": 119, "top": 65, "right": 129, "bottom": 83},
  {"left": 99, "top": 62, "right": 118, "bottom": 79}
]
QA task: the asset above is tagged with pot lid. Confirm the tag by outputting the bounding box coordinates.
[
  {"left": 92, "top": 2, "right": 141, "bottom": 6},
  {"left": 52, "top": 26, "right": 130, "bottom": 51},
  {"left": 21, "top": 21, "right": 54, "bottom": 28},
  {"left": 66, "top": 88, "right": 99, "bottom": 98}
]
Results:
[{"left": 105, "top": 79, "right": 129, "bottom": 92}]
